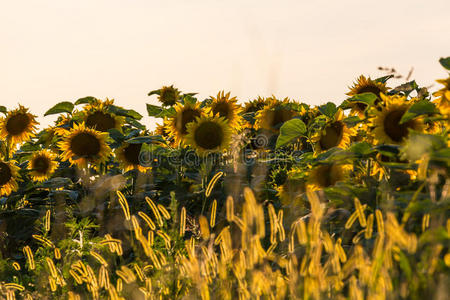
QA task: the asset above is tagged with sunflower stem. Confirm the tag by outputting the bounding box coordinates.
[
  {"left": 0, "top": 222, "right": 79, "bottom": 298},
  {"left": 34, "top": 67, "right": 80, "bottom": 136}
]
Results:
[{"left": 5, "top": 137, "right": 11, "bottom": 161}]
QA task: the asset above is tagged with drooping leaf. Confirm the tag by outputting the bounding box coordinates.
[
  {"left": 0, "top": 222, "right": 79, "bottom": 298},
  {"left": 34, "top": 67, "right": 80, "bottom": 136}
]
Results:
[
  {"left": 389, "top": 80, "right": 418, "bottom": 95},
  {"left": 375, "top": 74, "right": 394, "bottom": 84},
  {"left": 439, "top": 57, "right": 450, "bottom": 70},
  {"left": 74, "top": 96, "right": 97, "bottom": 105},
  {"left": 44, "top": 101, "right": 74, "bottom": 116},
  {"left": 318, "top": 102, "right": 337, "bottom": 118},
  {"left": 148, "top": 89, "right": 161, "bottom": 96},
  {"left": 146, "top": 104, "right": 163, "bottom": 117},
  {"left": 108, "top": 128, "right": 126, "bottom": 142},
  {"left": 400, "top": 100, "right": 438, "bottom": 124},
  {"left": 0, "top": 106, "right": 6, "bottom": 115},
  {"left": 347, "top": 92, "right": 378, "bottom": 106},
  {"left": 106, "top": 105, "right": 143, "bottom": 120},
  {"left": 275, "top": 118, "right": 306, "bottom": 149},
  {"left": 126, "top": 117, "right": 146, "bottom": 130}
]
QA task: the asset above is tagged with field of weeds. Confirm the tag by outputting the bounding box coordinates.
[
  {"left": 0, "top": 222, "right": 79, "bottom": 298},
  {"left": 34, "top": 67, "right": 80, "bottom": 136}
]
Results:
[{"left": 0, "top": 57, "right": 449, "bottom": 299}]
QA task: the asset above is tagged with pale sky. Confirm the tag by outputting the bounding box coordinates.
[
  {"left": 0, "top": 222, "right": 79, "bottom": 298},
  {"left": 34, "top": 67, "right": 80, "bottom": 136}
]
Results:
[{"left": 1, "top": 0, "right": 449, "bottom": 129}]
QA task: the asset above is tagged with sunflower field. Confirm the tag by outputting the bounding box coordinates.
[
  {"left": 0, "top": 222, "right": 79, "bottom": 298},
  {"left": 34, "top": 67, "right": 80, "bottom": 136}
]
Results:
[{"left": 0, "top": 57, "right": 449, "bottom": 300}]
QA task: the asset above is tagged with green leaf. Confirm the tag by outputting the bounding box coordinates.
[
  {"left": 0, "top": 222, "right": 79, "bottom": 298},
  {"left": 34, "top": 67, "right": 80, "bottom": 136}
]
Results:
[
  {"left": 350, "top": 142, "right": 373, "bottom": 156},
  {"left": 147, "top": 89, "right": 161, "bottom": 96},
  {"left": 44, "top": 101, "right": 74, "bottom": 116},
  {"left": 275, "top": 118, "right": 306, "bottom": 149},
  {"left": 146, "top": 104, "right": 163, "bottom": 117},
  {"left": 126, "top": 136, "right": 164, "bottom": 144},
  {"left": 439, "top": 57, "right": 450, "bottom": 70},
  {"left": 343, "top": 116, "right": 362, "bottom": 127},
  {"left": 347, "top": 92, "right": 378, "bottom": 106},
  {"left": 0, "top": 106, "right": 6, "bottom": 115},
  {"left": 108, "top": 128, "right": 125, "bottom": 142},
  {"left": 106, "top": 105, "right": 143, "bottom": 120},
  {"left": 375, "top": 74, "right": 394, "bottom": 83},
  {"left": 126, "top": 117, "right": 146, "bottom": 130},
  {"left": 40, "top": 177, "right": 73, "bottom": 189},
  {"left": 390, "top": 80, "right": 418, "bottom": 95},
  {"left": 400, "top": 100, "right": 438, "bottom": 124},
  {"left": 182, "top": 94, "right": 197, "bottom": 105},
  {"left": 74, "top": 96, "right": 97, "bottom": 105},
  {"left": 318, "top": 102, "right": 337, "bottom": 118},
  {"left": 146, "top": 104, "right": 175, "bottom": 118}
]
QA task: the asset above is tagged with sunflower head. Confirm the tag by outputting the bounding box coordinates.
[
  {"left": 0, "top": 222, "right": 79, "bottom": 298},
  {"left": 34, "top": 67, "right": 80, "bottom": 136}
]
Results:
[
  {"left": 28, "top": 150, "right": 58, "bottom": 182},
  {"left": 58, "top": 123, "right": 111, "bottom": 168},
  {"left": 82, "top": 99, "right": 124, "bottom": 132},
  {"left": 185, "top": 116, "right": 232, "bottom": 155},
  {"left": 0, "top": 105, "right": 38, "bottom": 145},
  {"left": 312, "top": 109, "right": 356, "bottom": 152},
  {"left": 207, "top": 91, "right": 243, "bottom": 130},
  {"left": 275, "top": 167, "right": 307, "bottom": 206},
  {"left": 115, "top": 142, "right": 150, "bottom": 173},
  {"left": 254, "top": 97, "right": 297, "bottom": 132},
  {"left": 306, "top": 163, "right": 352, "bottom": 191},
  {"left": 0, "top": 159, "right": 20, "bottom": 197},
  {"left": 370, "top": 94, "right": 425, "bottom": 145},
  {"left": 158, "top": 85, "right": 180, "bottom": 106},
  {"left": 166, "top": 102, "right": 204, "bottom": 145},
  {"left": 433, "top": 76, "right": 450, "bottom": 117},
  {"left": 347, "top": 75, "right": 389, "bottom": 116}
]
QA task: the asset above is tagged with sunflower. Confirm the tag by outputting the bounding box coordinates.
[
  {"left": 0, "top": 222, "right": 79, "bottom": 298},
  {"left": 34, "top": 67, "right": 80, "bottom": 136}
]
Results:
[
  {"left": 0, "top": 159, "right": 20, "bottom": 197},
  {"left": 115, "top": 142, "right": 150, "bottom": 173},
  {"left": 165, "top": 102, "right": 204, "bottom": 145},
  {"left": 306, "top": 163, "right": 352, "bottom": 191},
  {"left": 185, "top": 116, "right": 232, "bottom": 155},
  {"left": 433, "top": 77, "right": 450, "bottom": 118},
  {"left": 158, "top": 85, "right": 180, "bottom": 106},
  {"left": 59, "top": 123, "right": 111, "bottom": 168},
  {"left": 82, "top": 99, "right": 124, "bottom": 132},
  {"left": 243, "top": 96, "right": 267, "bottom": 114},
  {"left": 28, "top": 150, "right": 58, "bottom": 182},
  {"left": 0, "top": 105, "right": 38, "bottom": 145},
  {"left": 242, "top": 97, "right": 268, "bottom": 129},
  {"left": 275, "top": 168, "right": 306, "bottom": 206},
  {"left": 254, "top": 97, "right": 298, "bottom": 133},
  {"left": 370, "top": 94, "right": 425, "bottom": 145},
  {"left": 312, "top": 109, "right": 356, "bottom": 152},
  {"left": 207, "top": 91, "right": 243, "bottom": 130},
  {"left": 347, "top": 75, "right": 389, "bottom": 117}
]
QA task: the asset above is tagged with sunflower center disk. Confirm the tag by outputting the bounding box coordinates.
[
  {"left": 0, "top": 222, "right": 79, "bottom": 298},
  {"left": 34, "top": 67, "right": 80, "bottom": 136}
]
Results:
[
  {"left": 319, "top": 122, "right": 344, "bottom": 150},
  {"left": 194, "top": 121, "right": 223, "bottom": 150},
  {"left": 316, "top": 165, "right": 334, "bottom": 188},
  {"left": 270, "top": 109, "right": 293, "bottom": 129},
  {"left": 357, "top": 85, "right": 382, "bottom": 97},
  {"left": 6, "top": 113, "right": 31, "bottom": 136},
  {"left": 86, "top": 112, "right": 116, "bottom": 132},
  {"left": 383, "top": 109, "right": 411, "bottom": 142},
  {"left": 179, "top": 109, "right": 201, "bottom": 134},
  {"left": 160, "top": 89, "right": 177, "bottom": 106},
  {"left": 124, "top": 143, "right": 142, "bottom": 165},
  {"left": 0, "top": 162, "right": 12, "bottom": 185},
  {"left": 70, "top": 133, "right": 101, "bottom": 157},
  {"left": 32, "top": 156, "right": 50, "bottom": 174},
  {"left": 212, "top": 101, "right": 231, "bottom": 119}
]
